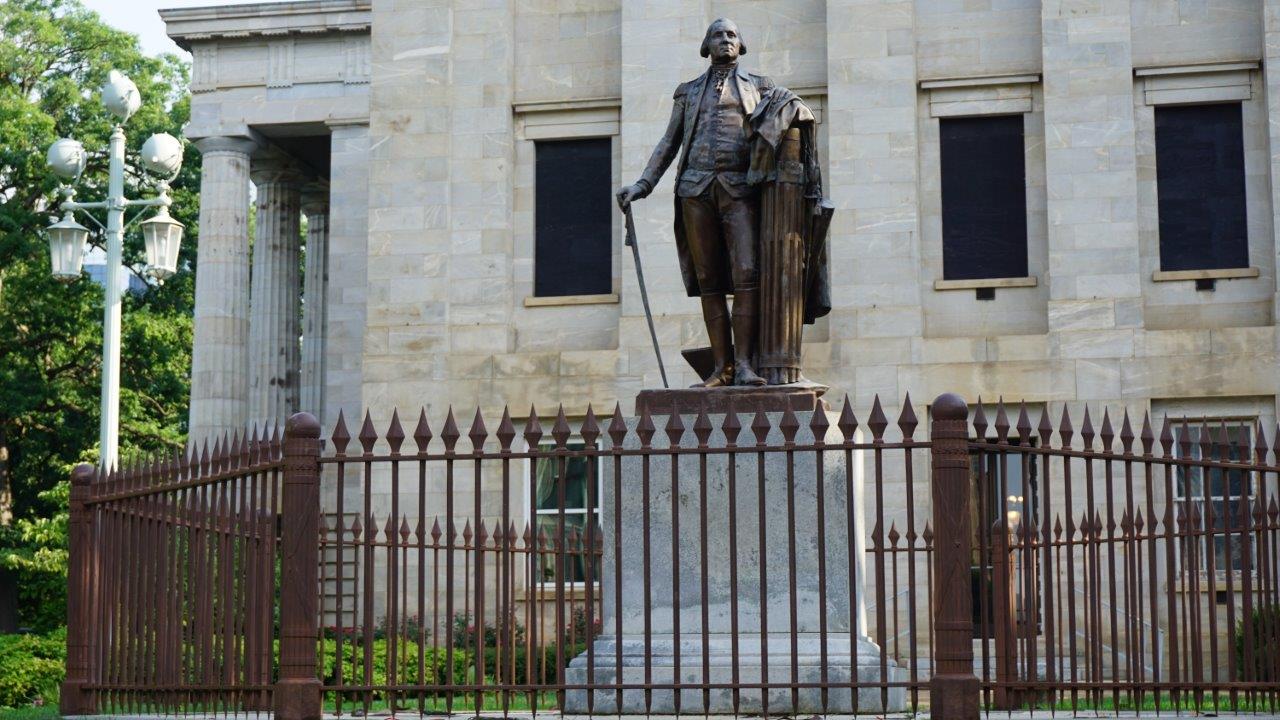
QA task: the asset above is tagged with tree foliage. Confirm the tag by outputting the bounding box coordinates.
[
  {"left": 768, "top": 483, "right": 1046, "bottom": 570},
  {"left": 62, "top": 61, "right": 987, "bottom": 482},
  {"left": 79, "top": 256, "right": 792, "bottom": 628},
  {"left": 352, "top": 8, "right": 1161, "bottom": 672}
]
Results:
[{"left": 0, "top": 0, "right": 198, "bottom": 629}]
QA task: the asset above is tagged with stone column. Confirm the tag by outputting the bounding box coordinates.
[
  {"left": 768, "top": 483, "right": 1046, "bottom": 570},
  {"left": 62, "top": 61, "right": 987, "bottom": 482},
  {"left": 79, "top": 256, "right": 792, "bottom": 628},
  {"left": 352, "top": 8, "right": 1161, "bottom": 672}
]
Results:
[
  {"left": 322, "top": 122, "right": 369, "bottom": 432},
  {"left": 248, "top": 160, "right": 304, "bottom": 429},
  {"left": 300, "top": 185, "right": 329, "bottom": 422},
  {"left": 189, "top": 136, "right": 256, "bottom": 445}
]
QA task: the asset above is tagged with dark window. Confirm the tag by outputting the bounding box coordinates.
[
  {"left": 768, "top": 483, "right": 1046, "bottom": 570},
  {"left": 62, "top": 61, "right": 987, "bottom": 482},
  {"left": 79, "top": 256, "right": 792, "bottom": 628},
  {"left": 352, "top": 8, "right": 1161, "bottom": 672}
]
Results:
[
  {"left": 1155, "top": 103, "right": 1249, "bottom": 271},
  {"left": 940, "top": 115, "right": 1029, "bottom": 281},
  {"left": 534, "top": 138, "right": 613, "bottom": 297}
]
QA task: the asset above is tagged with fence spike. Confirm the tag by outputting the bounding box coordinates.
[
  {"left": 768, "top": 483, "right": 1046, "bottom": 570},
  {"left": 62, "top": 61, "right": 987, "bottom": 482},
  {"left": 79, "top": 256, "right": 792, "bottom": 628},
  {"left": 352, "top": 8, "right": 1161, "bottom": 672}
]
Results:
[
  {"left": 1037, "top": 405, "right": 1053, "bottom": 446},
  {"left": 887, "top": 521, "right": 900, "bottom": 547},
  {"left": 1015, "top": 402, "right": 1032, "bottom": 443},
  {"left": 1079, "top": 511, "right": 1092, "bottom": 540},
  {"left": 608, "top": 403, "right": 628, "bottom": 447},
  {"left": 1196, "top": 420, "right": 1212, "bottom": 460},
  {"left": 476, "top": 518, "right": 488, "bottom": 546},
  {"left": 1254, "top": 418, "right": 1269, "bottom": 464},
  {"left": 1176, "top": 416, "right": 1192, "bottom": 457},
  {"left": 636, "top": 405, "right": 656, "bottom": 448},
  {"left": 199, "top": 438, "right": 211, "bottom": 475},
  {"left": 521, "top": 521, "right": 533, "bottom": 549},
  {"left": 1140, "top": 412, "right": 1154, "bottom": 456},
  {"left": 751, "top": 408, "right": 771, "bottom": 446},
  {"left": 359, "top": 411, "right": 378, "bottom": 454},
  {"left": 1080, "top": 406, "right": 1095, "bottom": 449},
  {"left": 430, "top": 518, "right": 442, "bottom": 545},
  {"left": 496, "top": 406, "right": 516, "bottom": 451},
  {"left": 1099, "top": 408, "right": 1115, "bottom": 451},
  {"left": 722, "top": 401, "right": 743, "bottom": 445},
  {"left": 1053, "top": 514, "right": 1063, "bottom": 539},
  {"left": 897, "top": 392, "right": 918, "bottom": 440},
  {"left": 384, "top": 514, "right": 397, "bottom": 543},
  {"left": 1267, "top": 497, "right": 1278, "bottom": 525},
  {"left": 1158, "top": 414, "right": 1174, "bottom": 457},
  {"left": 1119, "top": 410, "right": 1134, "bottom": 453},
  {"left": 414, "top": 516, "right": 426, "bottom": 543},
  {"left": 492, "top": 522, "right": 505, "bottom": 546},
  {"left": 993, "top": 399, "right": 1009, "bottom": 443},
  {"left": 351, "top": 513, "right": 363, "bottom": 540},
  {"left": 809, "top": 402, "right": 830, "bottom": 443},
  {"left": 440, "top": 407, "right": 460, "bottom": 452},
  {"left": 523, "top": 405, "right": 544, "bottom": 448},
  {"left": 972, "top": 398, "right": 988, "bottom": 440},
  {"left": 551, "top": 405, "right": 571, "bottom": 448},
  {"left": 779, "top": 406, "right": 799, "bottom": 444},
  {"left": 1057, "top": 405, "right": 1073, "bottom": 448},
  {"left": 665, "top": 408, "right": 686, "bottom": 446},
  {"left": 581, "top": 405, "right": 601, "bottom": 447},
  {"left": 837, "top": 394, "right": 858, "bottom": 442},
  {"left": 400, "top": 515, "right": 412, "bottom": 542},
  {"left": 269, "top": 422, "right": 281, "bottom": 451},
  {"left": 1134, "top": 508, "right": 1145, "bottom": 533},
  {"left": 386, "top": 408, "right": 406, "bottom": 454},
  {"left": 1272, "top": 422, "right": 1280, "bottom": 465},
  {"left": 228, "top": 431, "right": 242, "bottom": 471},
  {"left": 469, "top": 407, "right": 488, "bottom": 452},
  {"left": 868, "top": 395, "right": 888, "bottom": 441},
  {"left": 413, "top": 408, "right": 433, "bottom": 452},
  {"left": 693, "top": 408, "right": 713, "bottom": 447},
  {"left": 331, "top": 410, "right": 350, "bottom": 454},
  {"left": 922, "top": 523, "right": 934, "bottom": 546},
  {"left": 870, "top": 517, "right": 884, "bottom": 548}
]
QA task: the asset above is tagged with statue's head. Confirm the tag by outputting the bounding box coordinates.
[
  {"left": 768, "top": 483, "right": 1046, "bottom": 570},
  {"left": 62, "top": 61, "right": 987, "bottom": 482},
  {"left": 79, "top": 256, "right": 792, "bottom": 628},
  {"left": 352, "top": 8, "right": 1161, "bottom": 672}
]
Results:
[{"left": 700, "top": 18, "right": 746, "bottom": 63}]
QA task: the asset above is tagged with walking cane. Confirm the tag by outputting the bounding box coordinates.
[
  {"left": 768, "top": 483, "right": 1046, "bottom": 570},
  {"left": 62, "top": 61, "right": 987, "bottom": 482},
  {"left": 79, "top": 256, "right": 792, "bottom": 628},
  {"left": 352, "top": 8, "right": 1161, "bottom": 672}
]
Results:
[{"left": 623, "top": 203, "right": 670, "bottom": 388}]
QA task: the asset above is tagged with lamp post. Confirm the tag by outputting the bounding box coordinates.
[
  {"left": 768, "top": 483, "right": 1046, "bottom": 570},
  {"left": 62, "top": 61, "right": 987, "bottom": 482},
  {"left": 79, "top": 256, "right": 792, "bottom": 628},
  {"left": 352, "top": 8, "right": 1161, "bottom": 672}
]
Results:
[{"left": 44, "top": 70, "right": 186, "bottom": 470}]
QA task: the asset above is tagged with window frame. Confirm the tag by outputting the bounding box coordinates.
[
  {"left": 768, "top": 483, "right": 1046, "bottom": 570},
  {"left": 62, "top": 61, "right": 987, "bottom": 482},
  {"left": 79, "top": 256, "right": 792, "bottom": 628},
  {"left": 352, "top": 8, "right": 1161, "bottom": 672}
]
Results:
[
  {"left": 522, "top": 438, "right": 604, "bottom": 589},
  {"left": 1169, "top": 417, "right": 1259, "bottom": 579}
]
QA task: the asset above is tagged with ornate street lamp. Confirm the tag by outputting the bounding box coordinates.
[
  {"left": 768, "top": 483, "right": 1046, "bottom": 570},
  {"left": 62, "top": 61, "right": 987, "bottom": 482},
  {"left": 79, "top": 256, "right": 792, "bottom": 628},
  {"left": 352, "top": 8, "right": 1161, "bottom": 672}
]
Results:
[{"left": 43, "top": 70, "right": 186, "bottom": 469}]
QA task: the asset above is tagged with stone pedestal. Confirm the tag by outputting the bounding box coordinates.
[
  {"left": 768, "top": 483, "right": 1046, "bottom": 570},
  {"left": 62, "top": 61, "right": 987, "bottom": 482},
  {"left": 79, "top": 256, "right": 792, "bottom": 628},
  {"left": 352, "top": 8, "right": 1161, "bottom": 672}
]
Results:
[{"left": 566, "top": 390, "right": 904, "bottom": 713}]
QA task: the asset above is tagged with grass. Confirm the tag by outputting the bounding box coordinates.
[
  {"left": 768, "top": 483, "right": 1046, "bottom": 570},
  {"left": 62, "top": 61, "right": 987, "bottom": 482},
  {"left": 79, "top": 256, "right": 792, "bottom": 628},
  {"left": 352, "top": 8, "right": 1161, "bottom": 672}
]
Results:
[
  {"left": 324, "top": 690, "right": 561, "bottom": 714},
  {"left": 1033, "top": 690, "right": 1280, "bottom": 713},
  {"left": 0, "top": 707, "right": 59, "bottom": 720}
]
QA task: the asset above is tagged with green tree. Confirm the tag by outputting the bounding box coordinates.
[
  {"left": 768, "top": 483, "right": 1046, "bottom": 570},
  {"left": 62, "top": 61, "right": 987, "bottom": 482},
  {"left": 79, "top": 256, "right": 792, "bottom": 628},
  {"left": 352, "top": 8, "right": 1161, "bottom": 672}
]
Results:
[{"left": 0, "top": 0, "right": 198, "bottom": 630}]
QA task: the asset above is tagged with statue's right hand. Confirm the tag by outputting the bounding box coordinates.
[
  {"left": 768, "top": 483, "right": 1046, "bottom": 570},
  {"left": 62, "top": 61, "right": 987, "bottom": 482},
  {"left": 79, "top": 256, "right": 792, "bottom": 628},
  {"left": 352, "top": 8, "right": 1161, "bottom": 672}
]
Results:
[{"left": 616, "top": 182, "right": 648, "bottom": 210}]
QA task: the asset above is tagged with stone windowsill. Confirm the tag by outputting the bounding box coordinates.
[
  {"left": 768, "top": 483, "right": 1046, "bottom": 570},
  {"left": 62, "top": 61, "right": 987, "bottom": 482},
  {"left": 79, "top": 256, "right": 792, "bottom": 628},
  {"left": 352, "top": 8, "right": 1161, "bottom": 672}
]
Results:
[
  {"left": 516, "top": 583, "right": 599, "bottom": 602},
  {"left": 1152, "top": 267, "right": 1259, "bottom": 282},
  {"left": 933, "top": 276, "right": 1038, "bottom": 291},
  {"left": 524, "top": 293, "right": 619, "bottom": 308}
]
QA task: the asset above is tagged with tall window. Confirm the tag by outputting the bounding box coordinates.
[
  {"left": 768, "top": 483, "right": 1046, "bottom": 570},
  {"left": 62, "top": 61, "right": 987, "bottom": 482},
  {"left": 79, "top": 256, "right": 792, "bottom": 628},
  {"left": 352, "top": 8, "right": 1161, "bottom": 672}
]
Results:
[
  {"left": 1154, "top": 103, "right": 1249, "bottom": 271},
  {"left": 1173, "top": 420, "right": 1255, "bottom": 574},
  {"left": 534, "top": 138, "right": 612, "bottom": 297},
  {"left": 939, "top": 115, "right": 1029, "bottom": 280},
  {"left": 529, "top": 443, "right": 601, "bottom": 584}
]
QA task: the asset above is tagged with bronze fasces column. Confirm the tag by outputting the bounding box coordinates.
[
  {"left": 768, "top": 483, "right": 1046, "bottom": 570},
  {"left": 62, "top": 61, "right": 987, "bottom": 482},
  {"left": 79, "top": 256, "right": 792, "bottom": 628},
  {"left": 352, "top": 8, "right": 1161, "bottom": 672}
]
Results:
[{"left": 757, "top": 127, "right": 807, "bottom": 385}]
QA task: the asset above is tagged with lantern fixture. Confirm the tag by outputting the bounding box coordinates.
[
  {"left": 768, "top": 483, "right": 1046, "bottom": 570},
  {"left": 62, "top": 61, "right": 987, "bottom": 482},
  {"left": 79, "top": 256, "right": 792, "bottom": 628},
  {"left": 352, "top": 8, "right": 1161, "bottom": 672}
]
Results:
[
  {"left": 140, "top": 206, "right": 184, "bottom": 279},
  {"left": 47, "top": 211, "right": 90, "bottom": 281}
]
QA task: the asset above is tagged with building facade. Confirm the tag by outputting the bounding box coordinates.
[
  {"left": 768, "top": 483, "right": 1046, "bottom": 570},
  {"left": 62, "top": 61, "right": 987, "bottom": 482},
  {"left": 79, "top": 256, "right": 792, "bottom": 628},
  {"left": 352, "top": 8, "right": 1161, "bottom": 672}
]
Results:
[{"left": 160, "top": 0, "right": 1280, "bottom": 677}]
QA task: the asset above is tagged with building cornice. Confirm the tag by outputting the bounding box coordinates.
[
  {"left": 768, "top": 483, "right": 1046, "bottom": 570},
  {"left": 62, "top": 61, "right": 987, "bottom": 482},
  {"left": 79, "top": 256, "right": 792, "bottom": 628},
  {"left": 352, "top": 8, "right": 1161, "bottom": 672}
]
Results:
[{"left": 160, "top": 0, "right": 371, "bottom": 50}]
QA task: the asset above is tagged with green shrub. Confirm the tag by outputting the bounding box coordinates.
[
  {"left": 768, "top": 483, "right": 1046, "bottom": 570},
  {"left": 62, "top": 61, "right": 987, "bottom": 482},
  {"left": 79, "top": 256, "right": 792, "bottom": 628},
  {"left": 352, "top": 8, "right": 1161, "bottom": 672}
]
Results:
[
  {"left": 0, "top": 629, "right": 66, "bottom": 708},
  {"left": 482, "top": 642, "right": 587, "bottom": 687},
  {"left": 316, "top": 637, "right": 472, "bottom": 692},
  {"left": 1234, "top": 603, "right": 1280, "bottom": 681}
]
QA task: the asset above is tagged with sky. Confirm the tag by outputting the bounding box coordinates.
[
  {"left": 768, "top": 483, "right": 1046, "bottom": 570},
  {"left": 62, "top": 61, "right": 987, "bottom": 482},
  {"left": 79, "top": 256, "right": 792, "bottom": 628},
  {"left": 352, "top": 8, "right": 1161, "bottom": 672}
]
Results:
[{"left": 80, "top": 0, "right": 267, "bottom": 58}]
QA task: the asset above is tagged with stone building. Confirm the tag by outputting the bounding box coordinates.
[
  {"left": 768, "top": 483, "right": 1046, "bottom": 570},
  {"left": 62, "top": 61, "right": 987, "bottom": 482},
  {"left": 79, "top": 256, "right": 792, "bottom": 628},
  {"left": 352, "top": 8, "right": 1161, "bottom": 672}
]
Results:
[{"left": 162, "top": 0, "right": 1279, "bottom": 676}]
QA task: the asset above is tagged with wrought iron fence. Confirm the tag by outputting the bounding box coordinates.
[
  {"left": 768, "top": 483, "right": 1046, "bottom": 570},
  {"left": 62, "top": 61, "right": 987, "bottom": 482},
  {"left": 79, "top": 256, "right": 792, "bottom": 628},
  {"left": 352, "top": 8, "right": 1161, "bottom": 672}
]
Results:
[
  {"left": 57, "top": 393, "right": 1280, "bottom": 719},
  {"left": 971, "top": 402, "right": 1280, "bottom": 714}
]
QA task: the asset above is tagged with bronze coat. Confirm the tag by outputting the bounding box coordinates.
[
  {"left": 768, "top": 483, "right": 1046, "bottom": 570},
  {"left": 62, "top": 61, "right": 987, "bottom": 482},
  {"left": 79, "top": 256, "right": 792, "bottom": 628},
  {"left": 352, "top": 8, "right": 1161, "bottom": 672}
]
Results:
[{"left": 638, "top": 65, "right": 774, "bottom": 297}]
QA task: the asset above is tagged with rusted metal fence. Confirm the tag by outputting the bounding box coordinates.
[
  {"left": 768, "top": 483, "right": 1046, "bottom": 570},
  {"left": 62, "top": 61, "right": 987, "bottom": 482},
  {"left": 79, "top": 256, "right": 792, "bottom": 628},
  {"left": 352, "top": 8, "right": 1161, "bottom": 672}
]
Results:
[
  {"left": 58, "top": 393, "right": 1280, "bottom": 719},
  {"left": 971, "top": 402, "right": 1280, "bottom": 714}
]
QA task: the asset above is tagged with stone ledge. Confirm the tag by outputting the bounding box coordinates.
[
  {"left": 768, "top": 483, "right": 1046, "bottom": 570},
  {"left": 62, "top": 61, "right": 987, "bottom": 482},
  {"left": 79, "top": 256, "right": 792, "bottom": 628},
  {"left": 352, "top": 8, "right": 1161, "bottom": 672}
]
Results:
[
  {"left": 635, "top": 385, "right": 828, "bottom": 416},
  {"left": 524, "top": 293, "right": 620, "bottom": 308},
  {"left": 933, "top": 276, "right": 1038, "bottom": 291},
  {"left": 1152, "top": 267, "right": 1259, "bottom": 282}
]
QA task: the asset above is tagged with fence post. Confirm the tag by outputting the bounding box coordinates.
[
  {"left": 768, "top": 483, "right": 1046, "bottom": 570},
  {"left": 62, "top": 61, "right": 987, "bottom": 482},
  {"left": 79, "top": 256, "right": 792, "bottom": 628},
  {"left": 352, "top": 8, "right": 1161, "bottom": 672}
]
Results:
[
  {"left": 929, "top": 393, "right": 979, "bottom": 720},
  {"left": 275, "top": 412, "right": 322, "bottom": 720},
  {"left": 59, "top": 463, "right": 96, "bottom": 716}
]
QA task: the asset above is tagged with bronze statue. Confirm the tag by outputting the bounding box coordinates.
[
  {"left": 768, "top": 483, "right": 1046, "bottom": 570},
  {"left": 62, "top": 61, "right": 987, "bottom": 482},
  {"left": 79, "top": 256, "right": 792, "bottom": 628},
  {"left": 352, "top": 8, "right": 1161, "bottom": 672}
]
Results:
[{"left": 618, "top": 18, "right": 832, "bottom": 388}]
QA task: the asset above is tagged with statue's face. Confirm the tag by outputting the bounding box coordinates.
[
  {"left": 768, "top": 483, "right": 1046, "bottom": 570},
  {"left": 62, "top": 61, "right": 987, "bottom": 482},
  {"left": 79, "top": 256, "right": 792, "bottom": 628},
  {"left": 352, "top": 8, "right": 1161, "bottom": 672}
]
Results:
[{"left": 706, "top": 21, "right": 742, "bottom": 63}]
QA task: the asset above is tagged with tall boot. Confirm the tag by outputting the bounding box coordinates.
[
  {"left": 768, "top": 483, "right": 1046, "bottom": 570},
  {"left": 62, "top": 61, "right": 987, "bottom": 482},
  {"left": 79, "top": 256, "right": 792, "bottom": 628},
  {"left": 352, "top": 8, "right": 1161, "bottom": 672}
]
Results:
[
  {"left": 731, "top": 288, "right": 766, "bottom": 386},
  {"left": 693, "top": 294, "right": 734, "bottom": 388}
]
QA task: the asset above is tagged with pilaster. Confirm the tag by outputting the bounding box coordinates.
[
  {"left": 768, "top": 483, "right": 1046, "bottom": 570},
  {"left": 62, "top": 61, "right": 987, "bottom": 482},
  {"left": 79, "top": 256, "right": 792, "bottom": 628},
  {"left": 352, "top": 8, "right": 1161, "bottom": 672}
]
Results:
[
  {"left": 1264, "top": 1, "right": 1280, "bottom": 385},
  {"left": 1041, "top": 0, "right": 1142, "bottom": 337},
  {"left": 825, "top": 0, "right": 922, "bottom": 407},
  {"left": 189, "top": 136, "right": 256, "bottom": 444}
]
